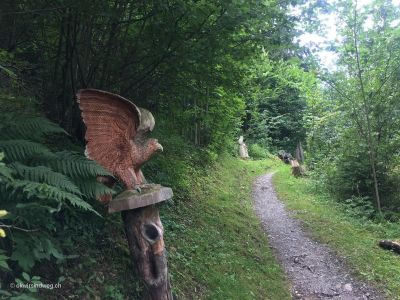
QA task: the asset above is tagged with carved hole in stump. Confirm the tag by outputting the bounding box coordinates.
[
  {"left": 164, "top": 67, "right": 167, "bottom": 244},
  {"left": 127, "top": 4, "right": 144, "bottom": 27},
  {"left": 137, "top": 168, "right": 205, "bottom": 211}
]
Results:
[{"left": 142, "top": 223, "right": 160, "bottom": 244}]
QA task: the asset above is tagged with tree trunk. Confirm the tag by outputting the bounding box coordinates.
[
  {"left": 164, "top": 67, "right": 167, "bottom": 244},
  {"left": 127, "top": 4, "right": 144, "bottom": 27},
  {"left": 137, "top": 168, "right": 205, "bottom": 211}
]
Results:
[
  {"left": 122, "top": 206, "right": 173, "bottom": 300},
  {"left": 352, "top": 6, "right": 382, "bottom": 214},
  {"left": 295, "top": 141, "right": 304, "bottom": 163}
]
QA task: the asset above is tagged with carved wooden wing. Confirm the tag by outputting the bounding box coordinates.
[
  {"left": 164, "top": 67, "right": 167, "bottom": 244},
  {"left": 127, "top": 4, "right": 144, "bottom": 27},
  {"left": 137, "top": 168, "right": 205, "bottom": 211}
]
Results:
[{"left": 76, "top": 89, "right": 141, "bottom": 181}]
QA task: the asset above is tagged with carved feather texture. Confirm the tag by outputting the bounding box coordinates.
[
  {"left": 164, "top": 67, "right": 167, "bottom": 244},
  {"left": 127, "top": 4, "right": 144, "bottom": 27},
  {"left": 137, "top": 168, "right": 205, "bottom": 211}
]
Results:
[
  {"left": 77, "top": 89, "right": 162, "bottom": 201},
  {"left": 76, "top": 89, "right": 141, "bottom": 189}
]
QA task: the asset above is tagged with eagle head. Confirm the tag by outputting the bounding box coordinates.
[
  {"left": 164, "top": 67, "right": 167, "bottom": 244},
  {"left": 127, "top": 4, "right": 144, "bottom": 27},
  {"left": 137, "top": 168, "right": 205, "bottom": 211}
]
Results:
[{"left": 148, "top": 138, "right": 163, "bottom": 153}]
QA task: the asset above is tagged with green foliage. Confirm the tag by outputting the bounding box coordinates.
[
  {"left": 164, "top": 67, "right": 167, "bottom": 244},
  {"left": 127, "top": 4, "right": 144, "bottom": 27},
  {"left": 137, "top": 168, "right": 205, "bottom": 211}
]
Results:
[
  {"left": 0, "top": 140, "right": 53, "bottom": 162},
  {"left": 0, "top": 116, "right": 68, "bottom": 140},
  {"left": 143, "top": 130, "right": 201, "bottom": 198},
  {"left": 343, "top": 196, "right": 376, "bottom": 220},
  {"left": 248, "top": 143, "right": 270, "bottom": 159},
  {"left": 11, "top": 163, "right": 81, "bottom": 195},
  {"left": 0, "top": 113, "right": 113, "bottom": 292},
  {"left": 0, "top": 0, "right": 305, "bottom": 152},
  {"left": 42, "top": 151, "right": 112, "bottom": 178},
  {"left": 0, "top": 152, "right": 12, "bottom": 181},
  {"left": 305, "top": 0, "right": 400, "bottom": 215},
  {"left": 243, "top": 53, "right": 314, "bottom": 152},
  {"left": 103, "top": 284, "right": 125, "bottom": 300}
]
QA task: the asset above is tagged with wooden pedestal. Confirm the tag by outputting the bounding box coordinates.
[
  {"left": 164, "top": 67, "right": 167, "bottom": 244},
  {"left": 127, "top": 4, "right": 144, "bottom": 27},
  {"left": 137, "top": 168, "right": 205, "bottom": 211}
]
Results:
[{"left": 109, "top": 185, "right": 173, "bottom": 300}]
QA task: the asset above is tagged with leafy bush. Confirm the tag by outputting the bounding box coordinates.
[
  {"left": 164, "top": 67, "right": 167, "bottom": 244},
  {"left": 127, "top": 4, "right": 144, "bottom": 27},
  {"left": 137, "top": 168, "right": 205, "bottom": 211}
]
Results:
[
  {"left": 343, "top": 196, "right": 376, "bottom": 220},
  {"left": 248, "top": 143, "right": 270, "bottom": 159},
  {"left": 0, "top": 114, "right": 113, "bottom": 294}
]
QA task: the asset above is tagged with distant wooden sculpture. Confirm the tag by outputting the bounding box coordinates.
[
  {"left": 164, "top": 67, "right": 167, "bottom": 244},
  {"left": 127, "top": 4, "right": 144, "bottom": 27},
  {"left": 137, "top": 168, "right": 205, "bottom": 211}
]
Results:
[
  {"left": 379, "top": 240, "right": 400, "bottom": 254},
  {"left": 77, "top": 89, "right": 173, "bottom": 300},
  {"left": 290, "top": 159, "right": 305, "bottom": 177},
  {"left": 238, "top": 136, "right": 249, "bottom": 159}
]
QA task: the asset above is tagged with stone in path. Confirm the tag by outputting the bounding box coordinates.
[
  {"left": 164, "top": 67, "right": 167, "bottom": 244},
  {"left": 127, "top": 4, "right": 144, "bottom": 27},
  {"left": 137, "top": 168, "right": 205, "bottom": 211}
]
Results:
[{"left": 252, "top": 173, "right": 384, "bottom": 300}]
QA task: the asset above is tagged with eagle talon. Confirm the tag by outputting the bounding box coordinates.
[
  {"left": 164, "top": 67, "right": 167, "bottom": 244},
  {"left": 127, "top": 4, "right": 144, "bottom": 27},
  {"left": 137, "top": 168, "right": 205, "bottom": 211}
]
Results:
[{"left": 136, "top": 186, "right": 142, "bottom": 193}]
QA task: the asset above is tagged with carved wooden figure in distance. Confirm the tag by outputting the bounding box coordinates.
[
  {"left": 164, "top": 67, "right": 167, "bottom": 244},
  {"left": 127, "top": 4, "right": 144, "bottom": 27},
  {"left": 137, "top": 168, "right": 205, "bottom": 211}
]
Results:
[
  {"left": 238, "top": 135, "right": 249, "bottom": 159},
  {"left": 76, "top": 89, "right": 173, "bottom": 300}
]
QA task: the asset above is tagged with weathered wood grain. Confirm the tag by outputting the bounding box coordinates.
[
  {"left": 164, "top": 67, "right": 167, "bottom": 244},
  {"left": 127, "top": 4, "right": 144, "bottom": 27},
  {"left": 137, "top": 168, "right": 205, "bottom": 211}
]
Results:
[{"left": 108, "top": 185, "right": 173, "bottom": 213}]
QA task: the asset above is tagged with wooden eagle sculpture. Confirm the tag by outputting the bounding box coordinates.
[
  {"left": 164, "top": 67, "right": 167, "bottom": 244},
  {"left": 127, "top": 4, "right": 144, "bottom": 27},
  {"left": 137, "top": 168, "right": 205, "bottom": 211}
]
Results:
[{"left": 76, "top": 89, "right": 163, "bottom": 203}]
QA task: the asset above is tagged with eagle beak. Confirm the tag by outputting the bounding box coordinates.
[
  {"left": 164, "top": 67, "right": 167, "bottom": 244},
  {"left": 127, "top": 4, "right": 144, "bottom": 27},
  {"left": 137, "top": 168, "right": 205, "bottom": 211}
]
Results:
[{"left": 156, "top": 143, "right": 163, "bottom": 152}]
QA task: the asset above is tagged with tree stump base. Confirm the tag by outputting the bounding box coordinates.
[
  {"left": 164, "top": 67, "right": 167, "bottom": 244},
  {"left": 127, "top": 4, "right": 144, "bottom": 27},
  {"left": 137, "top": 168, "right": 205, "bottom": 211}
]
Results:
[
  {"left": 110, "top": 186, "right": 173, "bottom": 299},
  {"left": 290, "top": 159, "right": 305, "bottom": 177}
]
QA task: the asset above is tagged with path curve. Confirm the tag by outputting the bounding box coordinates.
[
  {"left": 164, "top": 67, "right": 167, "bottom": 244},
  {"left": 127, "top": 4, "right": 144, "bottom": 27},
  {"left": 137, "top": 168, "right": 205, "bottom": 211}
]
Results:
[{"left": 252, "top": 173, "right": 384, "bottom": 300}]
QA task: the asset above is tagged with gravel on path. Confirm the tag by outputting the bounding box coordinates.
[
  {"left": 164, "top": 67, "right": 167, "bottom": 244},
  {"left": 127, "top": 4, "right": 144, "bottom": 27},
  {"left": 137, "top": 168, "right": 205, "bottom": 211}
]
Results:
[{"left": 252, "top": 173, "right": 385, "bottom": 300}]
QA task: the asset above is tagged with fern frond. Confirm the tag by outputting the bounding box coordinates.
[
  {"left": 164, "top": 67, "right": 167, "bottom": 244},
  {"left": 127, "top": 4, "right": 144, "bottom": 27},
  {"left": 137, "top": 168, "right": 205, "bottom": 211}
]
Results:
[
  {"left": 0, "top": 152, "right": 13, "bottom": 182},
  {"left": 12, "top": 180, "right": 100, "bottom": 216},
  {"left": 0, "top": 116, "right": 67, "bottom": 141},
  {"left": 73, "top": 178, "right": 115, "bottom": 199},
  {"left": 44, "top": 151, "right": 112, "bottom": 178},
  {"left": 65, "top": 196, "right": 101, "bottom": 216},
  {"left": 10, "top": 162, "right": 81, "bottom": 195},
  {"left": 0, "top": 140, "right": 54, "bottom": 162},
  {"left": 0, "top": 183, "right": 10, "bottom": 202}
]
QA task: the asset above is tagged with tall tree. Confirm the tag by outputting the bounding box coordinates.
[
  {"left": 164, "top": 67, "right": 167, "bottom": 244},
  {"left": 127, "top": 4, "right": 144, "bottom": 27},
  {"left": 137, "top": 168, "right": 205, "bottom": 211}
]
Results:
[{"left": 308, "top": 0, "right": 400, "bottom": 212}]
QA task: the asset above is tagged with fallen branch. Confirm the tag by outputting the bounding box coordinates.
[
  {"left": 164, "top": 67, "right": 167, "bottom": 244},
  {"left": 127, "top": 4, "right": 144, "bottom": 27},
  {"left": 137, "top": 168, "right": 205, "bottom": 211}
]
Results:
[
  {"left": 0, "top": 224, "right": 39, "bottom": 232},
  {"left": 378, "top": 240, "right": 400, "bottom": 254}
]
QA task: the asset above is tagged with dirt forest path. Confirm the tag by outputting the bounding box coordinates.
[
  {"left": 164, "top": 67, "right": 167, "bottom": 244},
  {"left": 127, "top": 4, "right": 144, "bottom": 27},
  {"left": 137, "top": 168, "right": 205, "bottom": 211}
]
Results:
[{"left": 252, "top": 173, "right": 385, "bottom": 300}]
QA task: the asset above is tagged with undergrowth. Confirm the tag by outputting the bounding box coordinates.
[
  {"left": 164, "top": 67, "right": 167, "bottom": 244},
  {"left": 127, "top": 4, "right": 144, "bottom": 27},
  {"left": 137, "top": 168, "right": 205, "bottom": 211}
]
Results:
[{"left": 0, "top": 113, "right": 115, "bottom": 299}]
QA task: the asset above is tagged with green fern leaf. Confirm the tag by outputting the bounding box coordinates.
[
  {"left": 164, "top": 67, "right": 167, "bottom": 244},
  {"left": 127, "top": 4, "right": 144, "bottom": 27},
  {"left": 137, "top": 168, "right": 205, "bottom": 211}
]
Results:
[
  {"left": 0, "top": 140, "right": 54, "bottom": 162},
  {"left": 73, "top": 178, "right": 115, "bottom": 199},
  {"left": 0, "top": 116, "right": 67, "bottom": 141},
  {"left": 0, "top": 152, "right": 13, "bottom": 181},
  {"left": 64, "top": 195, "right": 101, "bottom": 216},
  {"left": 12, "top": 180, "right": 100, "bottom": 216},
  {"left": 45, "top": 151, "right": 112, "bottom": 178},
  {"left": 10, "top": 162, "right": 81, "bottom": 195}
]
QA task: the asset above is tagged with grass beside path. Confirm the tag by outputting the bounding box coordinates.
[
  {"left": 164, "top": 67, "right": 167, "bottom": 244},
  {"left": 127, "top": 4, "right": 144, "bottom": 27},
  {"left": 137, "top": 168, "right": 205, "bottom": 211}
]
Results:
[
  {"left": 162, "top": 156, "right": 290, "bottom": 300},
  {"left": 273, "top": 164, "right": 400, "bottom": 299}
]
